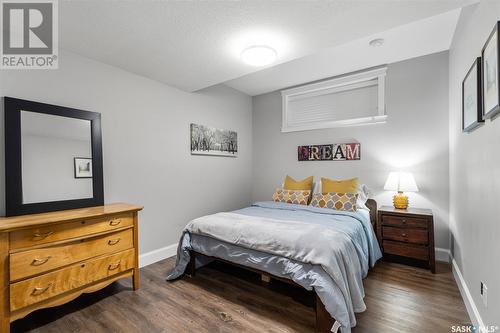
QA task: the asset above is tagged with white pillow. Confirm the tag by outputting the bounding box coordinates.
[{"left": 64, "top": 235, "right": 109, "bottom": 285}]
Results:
[{"left": 357, "top": 184, "right": 370, "bottom": 210}]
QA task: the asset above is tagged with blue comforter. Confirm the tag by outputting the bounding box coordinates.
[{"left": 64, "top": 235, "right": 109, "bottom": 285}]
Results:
[
  {"left": 237, "top": 201, "right": 381, "bottom": 271},
  {"left": 167, "top": 201, "right": 382, "bottom": 333}
]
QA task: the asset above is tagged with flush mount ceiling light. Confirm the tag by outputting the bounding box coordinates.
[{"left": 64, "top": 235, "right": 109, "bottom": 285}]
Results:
[
  {"left": 369, "top": 38, "right": 385, "bottom": 47},
  {"left": 240, "top": 45, "right": 277, "bottom": 66}
]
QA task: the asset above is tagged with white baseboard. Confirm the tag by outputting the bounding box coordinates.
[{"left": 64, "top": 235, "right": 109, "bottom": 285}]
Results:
[
  {"left": 435, "top": 247, "right": 451, "bottom": 263},
  {"left": 139, "top": 243, "right": 178, "bottom": 268},
  {"left": 435, "top": 247, "right": 485, "bottom": 328},
  {"left": 451, "top": 257, "right": 485, "bottom": 330}
]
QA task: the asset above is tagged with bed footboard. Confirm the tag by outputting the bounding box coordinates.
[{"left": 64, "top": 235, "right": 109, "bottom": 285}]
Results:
[{"left": 185, "top": 250, "right": 338, "bottom": 332}]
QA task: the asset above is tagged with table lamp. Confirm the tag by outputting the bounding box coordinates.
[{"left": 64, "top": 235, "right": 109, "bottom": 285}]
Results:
[{"left": 384, "top": 171, "right": 418, "bottom": 209}]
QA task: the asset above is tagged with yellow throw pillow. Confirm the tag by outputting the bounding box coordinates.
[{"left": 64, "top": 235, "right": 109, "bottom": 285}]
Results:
[
  {"left": 284, "top": 175, "right": 314, "bottom": 191},
  {"left": 321, "top": 177, "right": 359, "bottom": 194},
  {"left": 272, "top": 188, "right": 311, "bottom": 205},
  {"left": 309, "top": 192, "right": 358, "bottom": 212}
]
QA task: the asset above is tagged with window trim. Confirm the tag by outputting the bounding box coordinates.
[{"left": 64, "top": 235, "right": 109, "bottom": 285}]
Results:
[{"left": 281, "top": 67, "right": 387, "bottom": 132}]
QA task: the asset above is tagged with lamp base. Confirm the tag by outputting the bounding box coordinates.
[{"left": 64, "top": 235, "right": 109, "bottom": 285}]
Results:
[{"left": 393, "top": 192, "right": 409, "bottom": 209}]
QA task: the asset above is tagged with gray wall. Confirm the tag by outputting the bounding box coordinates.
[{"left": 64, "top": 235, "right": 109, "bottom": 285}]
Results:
[
  {"left": 252, "top": 52, "right": 450, "bottom": 250},
  {"left": 0, "top": 50, "right": 253, "bottom": 255},
  {"left": 449, "top": 1, "right": 500, "bottom": 326},
  {"left": 22, "top": 134, "right": 93, "bottom": 203}
]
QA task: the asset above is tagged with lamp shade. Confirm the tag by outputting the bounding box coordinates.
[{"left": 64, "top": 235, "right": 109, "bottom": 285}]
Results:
[{"left": 384, "top": 171, "right": 419, "bottom": 192}]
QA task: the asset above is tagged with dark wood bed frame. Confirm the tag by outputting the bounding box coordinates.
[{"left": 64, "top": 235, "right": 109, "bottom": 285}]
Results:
[{"left": 185, "top": 199, "right": 378, "bottom": 333}]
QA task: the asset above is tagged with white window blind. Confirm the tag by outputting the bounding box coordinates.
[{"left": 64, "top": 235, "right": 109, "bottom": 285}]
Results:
[{"left": 281, "top": 67, "right": 387, "bottom": 132}]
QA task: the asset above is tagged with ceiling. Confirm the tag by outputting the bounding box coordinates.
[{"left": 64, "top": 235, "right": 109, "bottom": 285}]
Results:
[
  {"left": 60, "top": 0, "right": 477, "bottom": 95},
  {"left": 225, "top": 8, "right": 462, "bottom": 96}
]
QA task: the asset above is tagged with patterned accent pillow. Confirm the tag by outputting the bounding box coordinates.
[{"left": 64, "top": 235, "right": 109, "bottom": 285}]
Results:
[
  {"left": 309, "top": 192, "right": 358, "bottom": 212},
  {"left": 272, "top": 188, "right": 311, "bottom": 205}
]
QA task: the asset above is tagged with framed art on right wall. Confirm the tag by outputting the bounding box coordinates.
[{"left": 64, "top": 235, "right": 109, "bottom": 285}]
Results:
[
  {"left": 482, "top": 21, "right": 500, "bottom": 119},
  {"left": 463, "top": 58, "right": 483, "bottom": 132}
]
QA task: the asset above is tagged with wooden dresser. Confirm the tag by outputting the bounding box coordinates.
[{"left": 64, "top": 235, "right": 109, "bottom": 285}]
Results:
[
  {"left": 377, "top": 206, "right": 435, "bottom": 273},
  {"left": 0, "top": 203, "right": 143, "bottom": 333}
]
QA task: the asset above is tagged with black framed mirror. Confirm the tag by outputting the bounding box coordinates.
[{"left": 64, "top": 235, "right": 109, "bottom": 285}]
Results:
[{"left": 4, "top": 97, "right": 104, "bottom": 216}]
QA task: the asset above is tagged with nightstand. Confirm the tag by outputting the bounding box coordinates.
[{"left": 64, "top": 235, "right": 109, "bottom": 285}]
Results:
[{"left": 377, "top": 206, "right": 435, "bottom": 273}]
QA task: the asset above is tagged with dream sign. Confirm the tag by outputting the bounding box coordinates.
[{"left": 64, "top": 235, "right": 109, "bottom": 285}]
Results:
[{"left": 298, "top": 143, "right": 360, "bottom": 161}]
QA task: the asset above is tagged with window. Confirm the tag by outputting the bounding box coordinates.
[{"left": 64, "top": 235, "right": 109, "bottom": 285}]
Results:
[{"left": 281, "top": 67, "right": 387, "bottom": 132}]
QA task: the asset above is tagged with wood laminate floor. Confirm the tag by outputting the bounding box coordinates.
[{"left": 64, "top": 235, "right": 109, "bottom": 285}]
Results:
[{"left": 12, "top": 258, "right": 469, "bottom": 333}]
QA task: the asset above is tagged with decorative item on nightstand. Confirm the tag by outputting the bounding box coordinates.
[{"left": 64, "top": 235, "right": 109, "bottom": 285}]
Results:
[{"left": 384, "top": 171, "right": 418, "bottom": 209}]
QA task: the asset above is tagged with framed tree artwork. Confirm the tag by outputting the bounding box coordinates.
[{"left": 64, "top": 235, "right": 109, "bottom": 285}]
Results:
[
  {"left": 190, "top": 123, "right": 237, "bottom": 157},
  {"left": 482, "top": 21, "right": 500, "bottom": 119},
  {"left": 462, "top": 58, "right": 483, "bottom": 132}
]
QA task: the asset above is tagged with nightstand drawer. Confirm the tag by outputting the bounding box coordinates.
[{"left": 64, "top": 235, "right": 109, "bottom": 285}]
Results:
[
  {"left": 382, "top": 226, "right": 428, "bottom": 245},
  {"left": 383, "top": 240, "right": 429, "bottom": 260},
  {"left": 382, "top": 215, "right": 428, "bottom": 228}
]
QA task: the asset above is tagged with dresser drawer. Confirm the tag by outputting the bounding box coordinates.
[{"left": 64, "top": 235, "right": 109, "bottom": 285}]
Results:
[
  {"left": 10, "top": 229, "right": 133, "bottom": 281},
  {"left": 10, "top": 248, "right": 134, "bottom": 311},
  {"left": 382, "top": 215, "right": 428, "bottom": 228},
  {"left": 382, "top": 226, "right": 428, "bottom": 245},
  {"left": 383, "top": 240, "right": 429, "bottom": 260},
  {"left": 10, "top": 213, "right": 133, "bottom": 250}
]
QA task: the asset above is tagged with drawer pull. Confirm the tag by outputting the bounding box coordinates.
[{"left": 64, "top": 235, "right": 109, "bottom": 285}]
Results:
[
  {"left": 401, "top": 233, "right": 408, "bottom": 237},
  {"left": 31, "top": 256, "right": 51, "bottom": 266},
  {"left": 109, "top": 219, "right": 121, "bottom": 226},
  {"left": 108, "top": 238, "right": 121, "bottom": 246},
  {"left": 31, "top": 283, "right": 53, "bottom": 296},
  {"left": 108, "top": 260, "right": 122, "bottom": 270},
  {"left": 32, "top": 231, "right": 54, "bottom": 240},
  {"left": 402, "top": 219, "right": 407, "bottom": 224}
]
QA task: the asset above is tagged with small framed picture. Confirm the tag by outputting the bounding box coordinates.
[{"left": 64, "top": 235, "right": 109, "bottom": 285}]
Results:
[
  {"left": 462, "top": 58, "right": 483, "bottom": 132},
  {"left": 482, "top": 21, "right": 500, "bottom": 119},
  {"left": 74, "top": 157, "right": 93, "bottom": 178}
]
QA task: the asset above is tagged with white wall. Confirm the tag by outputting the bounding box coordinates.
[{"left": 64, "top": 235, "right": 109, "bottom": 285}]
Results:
[
  {"left": 0, "top": 50, "right": 253, "bottom": 257},
  {"left": 449, "top": 1, "right": 500, "bottom": 327},
  {"left": 252, "top": 52, "right": 450, "bottom": 250}
]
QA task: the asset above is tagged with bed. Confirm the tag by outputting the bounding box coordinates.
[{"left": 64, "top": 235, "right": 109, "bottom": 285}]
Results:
[{"left": 167, "top": 199, "right": 382, "bottom": 333}]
